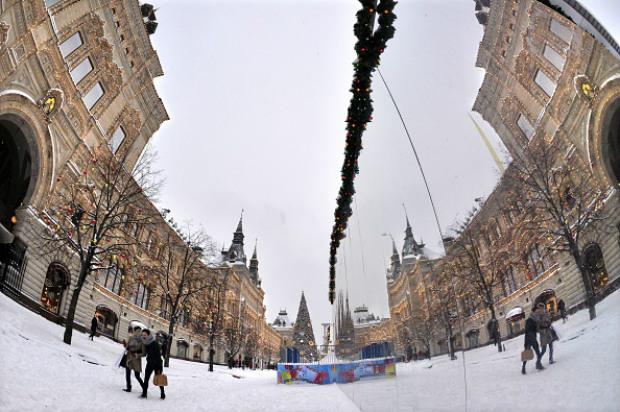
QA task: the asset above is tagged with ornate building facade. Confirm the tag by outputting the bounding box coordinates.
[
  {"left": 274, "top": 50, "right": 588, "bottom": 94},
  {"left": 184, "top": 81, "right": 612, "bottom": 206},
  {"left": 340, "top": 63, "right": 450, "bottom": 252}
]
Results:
[
  {"left": 385, "top": 0, "right": 620, "bottom": 358},
  {"left": 0, "top": 0, "right": 280, "bottom": 367}
]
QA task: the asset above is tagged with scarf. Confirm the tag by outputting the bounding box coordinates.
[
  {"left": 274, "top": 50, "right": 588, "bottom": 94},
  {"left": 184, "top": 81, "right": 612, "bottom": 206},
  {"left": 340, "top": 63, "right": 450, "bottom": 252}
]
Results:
[{"left": 142, "top": 334, "right": 156, "bottom": 346}]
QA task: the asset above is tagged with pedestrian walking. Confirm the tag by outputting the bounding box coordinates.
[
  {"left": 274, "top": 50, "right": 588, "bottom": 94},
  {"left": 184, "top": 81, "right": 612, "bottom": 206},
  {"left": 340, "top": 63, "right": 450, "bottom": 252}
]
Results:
[
  {"left": 140, "top": 329, "right": 165, "bottom": 400},
  {"left": 124, "top": 326, "right": 145, "bottom": 392},
  {"left": 522, "top": 305, "right": 544, "bottom": 374},
  {"left": 89, "top": 315, "right": 98, "bottom": 340},
  {"left": 558, "top": 299, "right": 568, "bottom": 323},
  {"left": 535, "top": 302, "right": 555, "bottom": 365}
]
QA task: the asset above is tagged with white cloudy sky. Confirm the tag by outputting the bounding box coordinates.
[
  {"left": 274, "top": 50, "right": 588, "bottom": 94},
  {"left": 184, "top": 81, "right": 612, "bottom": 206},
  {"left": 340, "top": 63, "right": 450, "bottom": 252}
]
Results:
[{"left": 147, "top": 0, "right": 619, "bottom": 339}]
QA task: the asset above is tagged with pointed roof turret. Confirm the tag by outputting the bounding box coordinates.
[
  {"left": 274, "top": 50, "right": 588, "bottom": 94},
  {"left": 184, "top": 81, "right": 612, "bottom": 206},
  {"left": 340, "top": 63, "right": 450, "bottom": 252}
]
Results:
[
  {"left": 390, "top": 236, "right": 401, "bottom": 279},
  {"left": 250, "top": 239, "right": 259, "bottom": 284},
  {"left": 227, "top": 211, "right": 246, "bottom": 264},
  {"left": 402, "top": 208, "right": 424, "bottom": 258}
]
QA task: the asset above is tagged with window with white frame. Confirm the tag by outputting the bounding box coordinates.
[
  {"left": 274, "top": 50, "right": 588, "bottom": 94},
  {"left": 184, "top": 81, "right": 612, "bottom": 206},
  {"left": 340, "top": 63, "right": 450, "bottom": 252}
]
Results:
[
  {"left": 534, "top": 70, "right": 556, "bottom": 97},
  {"left": 70, "top": 58, "right": 93, "bottom": 84},
  {"left": 108, "top": 126, "right": 126, "bottom": 154},
  {"left": 83, "top": 82, "right": 104, "bottom": 110},
  {"left": 549, "top": 19, "right": 572, "bottom": 44},
  {"left": 543, "top": 45, "right": 565, "bottom": 71},
  {"left": 517, "top": 114, "right": 535, "bottom": 140},
  {"left": 60, "top": 32, "right": 83, "bottom": 58}
]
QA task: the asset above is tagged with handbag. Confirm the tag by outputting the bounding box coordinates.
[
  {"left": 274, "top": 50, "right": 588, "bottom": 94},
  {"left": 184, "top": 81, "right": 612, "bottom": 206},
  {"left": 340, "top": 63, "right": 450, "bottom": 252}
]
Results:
[
  {"left": 153, "top": 373, "right": 168, "bottom": 387},
  {"left": 521, "top": 348, "right": 534, "bottom": 362}
]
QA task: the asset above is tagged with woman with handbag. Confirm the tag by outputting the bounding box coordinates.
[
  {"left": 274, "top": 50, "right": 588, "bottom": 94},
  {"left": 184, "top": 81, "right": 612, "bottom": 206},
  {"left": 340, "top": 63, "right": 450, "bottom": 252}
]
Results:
[
  {"left": 140, "top": 329, "right": 166, "bottom": 400},
  {"left": 522, "top": 305, "right": 543, "bottom": 374}
]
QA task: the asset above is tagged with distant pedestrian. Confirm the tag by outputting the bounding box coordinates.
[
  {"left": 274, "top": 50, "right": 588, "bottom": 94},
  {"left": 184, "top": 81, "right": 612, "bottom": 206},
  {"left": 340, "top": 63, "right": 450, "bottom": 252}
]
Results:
[
  {"left": 124, "top": 326, "right": 145, "bottom": 392},
  {"left": 535, "top": 302, "right": 555, "bottom": 365},
  {"left": 140, "top": 329, "right": 165, "bottom": 400},
  {"left": 558, "top": 299, "right": 567, "bottom": 323},
  {"left": 89, "top": 315, "right": 98, "bottom": 340},
  {"left": 522, "top": 305, "right": 544, "bottom": 374}
]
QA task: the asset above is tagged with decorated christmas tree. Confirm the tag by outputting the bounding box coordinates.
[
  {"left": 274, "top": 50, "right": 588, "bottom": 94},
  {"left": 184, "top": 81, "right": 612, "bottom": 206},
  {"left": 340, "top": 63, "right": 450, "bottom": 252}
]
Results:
[{"left": 291, "top": 292, "right": 318, "bottom": 362}]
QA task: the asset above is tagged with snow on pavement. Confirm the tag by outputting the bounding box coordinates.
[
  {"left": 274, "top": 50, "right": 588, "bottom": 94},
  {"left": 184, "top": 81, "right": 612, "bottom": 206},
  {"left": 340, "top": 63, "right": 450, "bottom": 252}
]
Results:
[{"left": 1, "top": 289, "right": 619, "bottom": 412}]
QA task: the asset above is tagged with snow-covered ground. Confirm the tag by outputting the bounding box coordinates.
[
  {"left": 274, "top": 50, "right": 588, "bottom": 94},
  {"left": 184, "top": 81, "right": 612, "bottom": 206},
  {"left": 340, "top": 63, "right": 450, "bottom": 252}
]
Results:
[{"left": 1, "top": 290, "right": 619, "bottom": 412}]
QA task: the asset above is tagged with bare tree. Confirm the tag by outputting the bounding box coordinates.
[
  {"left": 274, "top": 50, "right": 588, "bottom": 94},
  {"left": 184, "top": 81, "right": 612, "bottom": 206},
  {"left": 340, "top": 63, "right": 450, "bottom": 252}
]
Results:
[
  {"left": 223, "top": 299, "right": 249, "bottom": 364},
  {"left": 508, "top": 139, "right": 613, "bottom": 320},
  {"left": 149, "top": 222, "right": 216, "bottom": 367},
  {"left": 37, "top": 148, "right": 160, "bottom": 344},
  {"left": 451, "top": 225, "right": 509, "bottom": 352},
  {"left": 192, "top": 267, "right": 230, "bottom": 372}
]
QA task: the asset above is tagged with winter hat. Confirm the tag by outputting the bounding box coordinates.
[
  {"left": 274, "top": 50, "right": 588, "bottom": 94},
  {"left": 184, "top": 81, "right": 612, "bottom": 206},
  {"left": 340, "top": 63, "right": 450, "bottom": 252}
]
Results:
[{"left": 537, "top": 302, "right": 545, "bottom": 309}]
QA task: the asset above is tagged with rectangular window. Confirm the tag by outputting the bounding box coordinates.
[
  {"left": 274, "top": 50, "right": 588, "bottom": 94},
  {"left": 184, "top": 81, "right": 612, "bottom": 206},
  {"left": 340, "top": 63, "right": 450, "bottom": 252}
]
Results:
[
  {"left": 534, "top": 70, "right": 556, "bottom": 97},
  {"left": 60, "top": 32, "right": 83, "bottom": 58},
  {"left": 550, "top": 19, "right": 572, "bottom": 44},
  {"left": 101, "top": 264, "right": 122, "bottom": 295},
  {"left": 517, "top": 114, "right": 535, "bottom": 140},
  {"left": 108, "top": 126, "right": 126, "bottom": 154},
  {"left": 83, "top": 82, "right": 104, "bottom": 109},
  {"left": 543, "top": 45, "right": 565, "bottom": 71},
  {"left": 45, "top": 0, "right": 63, "bottom": 7},
  {"left": 70, "top": 58, "right": 93, "bottom": 84}
]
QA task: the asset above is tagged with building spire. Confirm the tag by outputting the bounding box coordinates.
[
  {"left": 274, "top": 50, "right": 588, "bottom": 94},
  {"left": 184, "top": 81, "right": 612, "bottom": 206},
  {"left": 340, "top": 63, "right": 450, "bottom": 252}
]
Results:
[
  {"left": 402, "top": 206, "right": 423, "bottom": 257},
  {"left": 250, "top": 239, "right": 259, "bottom": 284},
  {"left": 228, "top": 212, "right": 246, "bottom": 264}
]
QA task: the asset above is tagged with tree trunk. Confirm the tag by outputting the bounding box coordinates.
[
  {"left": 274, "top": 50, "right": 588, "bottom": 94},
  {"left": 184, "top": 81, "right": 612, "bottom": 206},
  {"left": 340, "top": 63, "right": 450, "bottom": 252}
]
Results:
[
  {"left": 63, "top": 261, "right": 90, "bottom": 345},
  {"left": 489, "top": 305, "right": 502, "bottom": 353},
  {"left": 164, "top": 320, "right": 175, "bottom": 368},
  {"left": 209, "top": 335, "right": 215, "bottom": 372},
  {"left": 572, "top": 248, "right": 597, "bottom": 320}
]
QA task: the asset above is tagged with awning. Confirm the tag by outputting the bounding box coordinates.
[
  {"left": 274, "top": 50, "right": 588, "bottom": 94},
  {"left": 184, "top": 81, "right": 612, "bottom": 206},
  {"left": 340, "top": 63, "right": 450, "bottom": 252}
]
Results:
[
  {"left": 505, "top": 307, "right": 525, "bottom": 321},
  {"left": 129, "top": 320, "right": 147, "bottom": 330}
]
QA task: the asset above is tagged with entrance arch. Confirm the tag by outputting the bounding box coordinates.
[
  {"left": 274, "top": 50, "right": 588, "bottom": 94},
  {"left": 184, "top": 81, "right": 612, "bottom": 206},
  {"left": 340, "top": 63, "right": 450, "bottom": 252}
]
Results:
[
  {"left": 606, "top": 99, "right": 620, "bottom": 183},
  {"left": 40, "top": 263, "right": 70, "bottom": 314},
  {"left": 582, "top": 243, "right": 609, "bottom": 294},
  {"left": 95, "top": 305, "right": 118, "bottom": 338},
  {"left": 0, "top": 117, "right": 32, "bottom": 232},
  {"left": 534, "top": 290, "right": 557, "bottom": 315}
]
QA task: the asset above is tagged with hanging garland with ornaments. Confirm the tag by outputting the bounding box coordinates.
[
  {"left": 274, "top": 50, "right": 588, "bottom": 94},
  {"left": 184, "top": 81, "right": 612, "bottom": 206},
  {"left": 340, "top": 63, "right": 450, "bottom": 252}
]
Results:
[{"left": 328, "top": 0, "right": 397, "bottom": 304}]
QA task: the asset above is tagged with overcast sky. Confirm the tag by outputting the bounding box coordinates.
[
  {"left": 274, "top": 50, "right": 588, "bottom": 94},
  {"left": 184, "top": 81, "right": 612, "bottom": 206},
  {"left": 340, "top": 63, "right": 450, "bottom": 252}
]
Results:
[{"left": 147, "top": 0, "right": 619, "bottom": 342}]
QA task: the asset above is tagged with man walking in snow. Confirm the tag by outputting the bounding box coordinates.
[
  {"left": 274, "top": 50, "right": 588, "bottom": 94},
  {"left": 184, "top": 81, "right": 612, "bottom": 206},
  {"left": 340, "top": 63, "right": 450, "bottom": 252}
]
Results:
[
  {"left": 536, "top": 302, "right": 555, "bottom": 365},
  {"left": 522, "top": 305, "right": 544, "bottom": 374},
  {"left": 89, "top": 315, "right": 98, "bottom": 340}
]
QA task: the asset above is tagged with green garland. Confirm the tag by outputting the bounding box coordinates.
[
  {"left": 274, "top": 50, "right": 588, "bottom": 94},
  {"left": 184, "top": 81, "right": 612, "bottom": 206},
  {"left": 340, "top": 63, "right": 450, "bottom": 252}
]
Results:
[{"left": 329, "top": 0, "right": 397, "bottom": 304}]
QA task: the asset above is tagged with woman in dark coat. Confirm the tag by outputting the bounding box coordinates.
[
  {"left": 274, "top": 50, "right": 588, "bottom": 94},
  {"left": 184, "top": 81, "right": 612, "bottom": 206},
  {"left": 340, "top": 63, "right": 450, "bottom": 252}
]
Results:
[
  {"left": 140, "top": 329, "right": 165, "bottom": 399},
  {"left": 522, "top": 305, "right": 543, "bottom": 374}
]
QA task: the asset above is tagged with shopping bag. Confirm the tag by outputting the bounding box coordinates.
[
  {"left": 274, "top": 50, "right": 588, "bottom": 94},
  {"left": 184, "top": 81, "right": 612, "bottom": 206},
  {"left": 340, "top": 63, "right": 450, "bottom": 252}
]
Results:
[
  {"left": 153, "top": 373, "right": 168, "bottom": 387},
  {"left": 115, "top": 351, "right": 127, "bottom": 368},
  {"left": 521, "top": 348, "right": 534, "bottom": 362}
]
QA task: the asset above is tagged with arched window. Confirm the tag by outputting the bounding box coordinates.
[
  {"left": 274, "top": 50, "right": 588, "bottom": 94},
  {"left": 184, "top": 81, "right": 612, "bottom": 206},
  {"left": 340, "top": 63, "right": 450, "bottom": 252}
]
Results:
[
  {"left": 40, "top": 263, "right": 70, "bottom": 314},
  {"left": 94, "top": 305, "right": 118, "bottom": 337},
  {"left": 193, "top": 344, "right": 203, "bottom": 360},
  {"left": 177, "top": 340, "right": 189, "bottom": 358}
]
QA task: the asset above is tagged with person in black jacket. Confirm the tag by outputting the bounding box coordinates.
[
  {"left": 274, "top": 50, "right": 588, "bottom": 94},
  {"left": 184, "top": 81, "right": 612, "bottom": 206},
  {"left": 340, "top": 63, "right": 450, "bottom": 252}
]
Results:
[
  {"left": 89, "top": 315, "right": 98, "bottom": 340},
  {"left": 522, "top": 305, "right": 544, "bottom": 374},
  {"left": 140, "top": 329, "right": 165, "bottom": 400}
]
